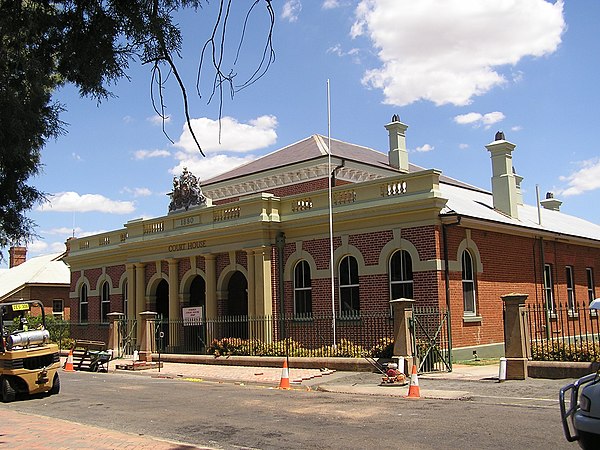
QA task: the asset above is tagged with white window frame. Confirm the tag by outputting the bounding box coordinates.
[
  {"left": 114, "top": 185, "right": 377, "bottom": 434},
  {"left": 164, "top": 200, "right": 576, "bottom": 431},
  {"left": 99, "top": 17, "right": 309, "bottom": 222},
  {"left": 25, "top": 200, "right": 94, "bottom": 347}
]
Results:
[
  {"left": 52, "top": 299, "right": 64, "bottom": 319},
  {"left": 80, "top": 284, "right": 88, "bottom": 323},
  {"left": 544, "top": 264, "right": 555, "bottom": 312},
  {"left": 293, "top": 260, "right": 312, "bottom": 316},
  {"left": 566, "top": 266, "right": 576, "bottom": 310},
  {"left": 339, "top": 255, "right": 360, "bottom": 316},
  {"left": 389, "top": 250, "right": 414, "bottom": 300},
  {"left": 122, "top": 281, "right": 128, "bottom": 319},
  {"left": 587, "top": 268, "right": 596, "bottom": 304},
  {"left": 462, "top": 250, "right": 477, "bottom": 316},
  {"left": 101, "top": 281, "right": 110, "bottom": 323}
]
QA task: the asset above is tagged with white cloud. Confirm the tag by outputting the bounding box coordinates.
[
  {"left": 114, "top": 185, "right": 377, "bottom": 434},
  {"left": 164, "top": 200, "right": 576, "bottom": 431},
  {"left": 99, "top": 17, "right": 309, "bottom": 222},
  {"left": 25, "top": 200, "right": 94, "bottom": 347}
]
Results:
[
  {"left": 557, "top": 158, "right": 600, "bottom": 197},
  {"left": 282, "top": 0, "right": 302, "bottom": 22},
  {"left": 25, "top": 240, "right": 69, "bottom": 258},
  {"left": 72, "top": 153, "right": 82, "bottom": 161},
  {"left": 28, "top": 240, "right": 48, "bottom": 254},
  {"left": 47, "top": 227, "right": 82, "bottom": 236},
  {"left": 37, "top": 192, "right": 135, "bottom": 214},
  {"left": 327, "top": 45, "right": 361, "bottom": 63},
  {"left": 323, "top": 0, "right": 340, "bottom": 9},
  {"left": 174, "top": 115, "right": 277, "bottom": 154},
  {"left": 454, "top": 111, "right": 505, "bottom": 128},
  {"left": 511, "top": 125, "right": 523, "bottom": 132},
  {"left": 353, "top": 0, "right": 565, "bottom": 106},
  {"left": 133, "top": 149, "right": 171, "bottom": 160},
  {"left": 170, "top": 153, "right": 256, "bottom": 183},
  {"left": 122, "top": 187, "right": 152, "bottom": 197},
  {"left": 147, "top": 115, "right": 171, "bottom": 126},
  {"left": 414, "top": 144, "right": 434, "bottom": 153},
  {"left": 459, "top": 143, "right": 469, "bottom": 150}
]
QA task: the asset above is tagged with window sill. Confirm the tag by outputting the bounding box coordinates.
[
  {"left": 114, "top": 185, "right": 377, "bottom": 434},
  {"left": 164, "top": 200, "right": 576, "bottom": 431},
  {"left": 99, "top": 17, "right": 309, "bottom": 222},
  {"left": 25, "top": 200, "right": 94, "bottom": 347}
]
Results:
[
  {"left": 591, "top": 310, "right": 598, "bottom": 317},
  {"left": 568, "top": 311, "right": 579, "bottom": 319},
  {"left": 463, "top": 315, "right": 482, "bottom": 324}
]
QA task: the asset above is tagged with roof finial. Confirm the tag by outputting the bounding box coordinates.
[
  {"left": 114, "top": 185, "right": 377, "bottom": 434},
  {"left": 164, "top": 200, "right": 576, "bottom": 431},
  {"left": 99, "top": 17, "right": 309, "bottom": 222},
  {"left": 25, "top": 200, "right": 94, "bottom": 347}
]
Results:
[
  {"left": 495, "top": 131, "right": 505, "bottom": 141},
  {"left": 391, "top": 114, "right": 400, "bottom": 122}
]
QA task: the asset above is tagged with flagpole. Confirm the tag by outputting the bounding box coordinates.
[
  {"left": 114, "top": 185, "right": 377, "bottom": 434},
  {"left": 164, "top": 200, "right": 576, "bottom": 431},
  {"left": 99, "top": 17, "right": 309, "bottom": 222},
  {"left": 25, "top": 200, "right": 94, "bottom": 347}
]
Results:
[{"left": 327, "top": 79, "right": 337, "bottom": 348}]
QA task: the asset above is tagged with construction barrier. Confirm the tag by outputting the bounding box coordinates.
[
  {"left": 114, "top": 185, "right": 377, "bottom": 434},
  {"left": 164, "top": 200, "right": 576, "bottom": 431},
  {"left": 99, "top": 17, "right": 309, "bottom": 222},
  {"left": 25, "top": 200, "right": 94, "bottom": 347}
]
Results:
[
  {"left": 406, "top": 364, "right": 420, "bottom": 398},
  {"left": 63, "top": 348, "right": 75, "bottom": 372},
  {"left": 278, "top": 359, "right": 291, "bottom": 390}
]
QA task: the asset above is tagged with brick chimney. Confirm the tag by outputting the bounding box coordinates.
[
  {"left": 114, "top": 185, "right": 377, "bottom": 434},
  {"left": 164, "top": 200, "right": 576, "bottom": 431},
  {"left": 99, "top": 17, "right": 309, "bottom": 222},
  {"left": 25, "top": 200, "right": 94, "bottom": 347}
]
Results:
[
  {"left": 384, "top": 114, "right": 409, "bottom": 172},
  {"left": 9, "top": 246, "right": 27, "bottom": 268},
  {"left": 485, "top": 131, "right": 519, "bottom": 219}
]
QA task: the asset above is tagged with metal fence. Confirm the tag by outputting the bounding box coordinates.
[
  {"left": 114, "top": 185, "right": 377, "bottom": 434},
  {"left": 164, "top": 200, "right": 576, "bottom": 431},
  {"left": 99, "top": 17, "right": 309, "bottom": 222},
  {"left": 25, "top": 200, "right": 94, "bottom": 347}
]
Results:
[
  {"left": 527, "top": 301, "right": 600, "bottom": 362},
  {"left": 411, "top": 306, "right": 452, "bottom": 372},
  {"left": 154, "top": 311, "right": 394, "bottom": 357}
]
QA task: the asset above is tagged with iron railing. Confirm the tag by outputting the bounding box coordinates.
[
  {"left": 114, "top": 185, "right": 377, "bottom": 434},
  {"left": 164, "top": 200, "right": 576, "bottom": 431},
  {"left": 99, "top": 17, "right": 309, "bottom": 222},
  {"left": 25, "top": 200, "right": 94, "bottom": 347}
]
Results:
[
  {"left": 411, "top": 306, "right": 452, "bottom": 373},
  {"left": 154, "top": 311, "right": 394, "bottom": 357},
  {"left": 527, "top": 301, "right": 600, "bottom": 362}
]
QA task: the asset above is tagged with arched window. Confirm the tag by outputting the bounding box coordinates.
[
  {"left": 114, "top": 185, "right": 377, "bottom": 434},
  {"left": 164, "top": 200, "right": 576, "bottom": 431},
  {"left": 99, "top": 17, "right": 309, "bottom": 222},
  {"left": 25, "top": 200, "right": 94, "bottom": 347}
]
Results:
[
  {"left": 122, "top": 281, "right": 128, "bottom": 319},
  {"left": 389, "top": 250, "right": 413, "bottom": 300},
  {"left": 339, "top": 255, "right": 359, "bottom": 316},
  {"left": 294, "top": 260, "right": 312, "bottom": 316},
  {"left": 80, "top": 284, "right": 88, "bottom": 323},
  {"left": 462, "top": 250, "right": 477, "bottom": 315},
  {"left": 101, "top": 281, "right": 110, "bottom": 323}
]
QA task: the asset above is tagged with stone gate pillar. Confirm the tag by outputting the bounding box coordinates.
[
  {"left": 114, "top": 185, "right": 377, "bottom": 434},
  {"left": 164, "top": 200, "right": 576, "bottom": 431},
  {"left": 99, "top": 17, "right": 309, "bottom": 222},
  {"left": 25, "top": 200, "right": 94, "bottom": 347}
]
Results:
[
  {"left": 107, "top": 312, "right": 125, "bottom": 356},
  {"left": 390, "top": 298, "right": 415, "bottom": 374},
  {"left": 139, "top": 311, "right": 158, "bottom": 362},
  {"left": 501, "top": 293, "right": 530, "bottom": 380}
]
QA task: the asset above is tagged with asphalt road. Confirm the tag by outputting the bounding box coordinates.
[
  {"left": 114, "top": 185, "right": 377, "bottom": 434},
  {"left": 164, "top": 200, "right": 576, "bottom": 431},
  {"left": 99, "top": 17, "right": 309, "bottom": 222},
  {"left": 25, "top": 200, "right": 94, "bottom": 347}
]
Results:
[{"left": 1, "top": 370, "right": 578, "bottom": 449}]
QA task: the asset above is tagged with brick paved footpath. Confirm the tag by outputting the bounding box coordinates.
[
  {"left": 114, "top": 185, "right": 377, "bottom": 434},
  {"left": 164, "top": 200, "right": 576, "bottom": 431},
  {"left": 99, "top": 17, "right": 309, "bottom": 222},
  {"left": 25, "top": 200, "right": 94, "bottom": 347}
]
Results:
[{"left": 0, "top": 409, "right": 210, "bottom": 449}]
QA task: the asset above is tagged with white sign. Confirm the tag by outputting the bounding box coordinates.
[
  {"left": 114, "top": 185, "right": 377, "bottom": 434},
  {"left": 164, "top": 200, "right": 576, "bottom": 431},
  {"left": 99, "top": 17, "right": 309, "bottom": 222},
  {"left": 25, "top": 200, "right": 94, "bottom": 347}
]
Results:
[{"left": 182, "top": 306, "right": 203, "bottom": 326}]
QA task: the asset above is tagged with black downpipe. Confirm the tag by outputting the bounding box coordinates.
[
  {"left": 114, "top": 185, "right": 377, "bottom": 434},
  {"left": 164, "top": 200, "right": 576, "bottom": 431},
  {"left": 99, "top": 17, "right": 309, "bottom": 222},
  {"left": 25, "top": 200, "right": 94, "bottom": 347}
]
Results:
[
  {"left": 275, "top": 231, "right": 286, "bottom": 341},
  {"left": 442, "top": 215, "right": 461, "bottom": 371}
]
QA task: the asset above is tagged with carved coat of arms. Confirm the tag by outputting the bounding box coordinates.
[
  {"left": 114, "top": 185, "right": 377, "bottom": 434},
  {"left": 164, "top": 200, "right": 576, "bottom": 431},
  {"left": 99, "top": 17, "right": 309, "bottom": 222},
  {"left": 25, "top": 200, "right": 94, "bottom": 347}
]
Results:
[{"left": 168, "top": 167, "right": 206, "bottom": 212}]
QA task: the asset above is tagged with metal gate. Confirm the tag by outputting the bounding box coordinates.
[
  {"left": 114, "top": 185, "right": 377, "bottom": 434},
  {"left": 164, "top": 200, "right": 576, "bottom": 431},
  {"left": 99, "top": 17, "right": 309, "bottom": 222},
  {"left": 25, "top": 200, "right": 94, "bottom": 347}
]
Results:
[{"left": 410, "top": 306, "right": 452, "bottom": 373}]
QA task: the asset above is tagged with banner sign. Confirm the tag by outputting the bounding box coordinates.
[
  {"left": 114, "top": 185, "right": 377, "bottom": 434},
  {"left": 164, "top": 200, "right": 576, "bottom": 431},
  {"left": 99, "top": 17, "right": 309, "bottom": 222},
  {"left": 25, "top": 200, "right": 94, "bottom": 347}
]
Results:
[{"left": 182, "top": 306, "right": 203, "bottom": 326}]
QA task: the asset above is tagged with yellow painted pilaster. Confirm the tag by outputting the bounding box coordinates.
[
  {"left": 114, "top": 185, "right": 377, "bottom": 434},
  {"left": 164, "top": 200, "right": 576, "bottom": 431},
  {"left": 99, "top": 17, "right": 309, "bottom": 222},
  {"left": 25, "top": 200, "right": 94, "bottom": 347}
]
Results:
[
  {"left": 134, "top": 262, "right": 146, "bottom": 344},
  {"left": 246, "top": 249, "right": 256, "bottom": 317},
  {"left": 204, "top": 254, "right": 217, "bottom": 320}
]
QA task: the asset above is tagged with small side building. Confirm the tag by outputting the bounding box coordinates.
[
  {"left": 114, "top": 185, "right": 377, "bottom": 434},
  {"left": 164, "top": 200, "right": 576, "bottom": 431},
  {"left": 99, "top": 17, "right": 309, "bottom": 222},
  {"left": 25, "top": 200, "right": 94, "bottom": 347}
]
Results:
[{"left": 0, "top": 247, "right": 71, "bottom": 320}]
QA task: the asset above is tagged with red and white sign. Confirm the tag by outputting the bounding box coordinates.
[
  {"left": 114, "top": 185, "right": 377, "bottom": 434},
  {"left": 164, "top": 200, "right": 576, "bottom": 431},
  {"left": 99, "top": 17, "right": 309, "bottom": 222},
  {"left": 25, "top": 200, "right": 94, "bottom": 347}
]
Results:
[{"left": 182, "top": 306, "right": 203, "bottom": 326}]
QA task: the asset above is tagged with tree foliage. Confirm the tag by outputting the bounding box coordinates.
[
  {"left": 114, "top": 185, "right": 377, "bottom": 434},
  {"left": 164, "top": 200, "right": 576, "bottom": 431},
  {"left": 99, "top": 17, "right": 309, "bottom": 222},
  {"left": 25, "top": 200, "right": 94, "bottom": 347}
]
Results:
[{"left": 0, "top": 0, "right": 275, "bottom": 255}]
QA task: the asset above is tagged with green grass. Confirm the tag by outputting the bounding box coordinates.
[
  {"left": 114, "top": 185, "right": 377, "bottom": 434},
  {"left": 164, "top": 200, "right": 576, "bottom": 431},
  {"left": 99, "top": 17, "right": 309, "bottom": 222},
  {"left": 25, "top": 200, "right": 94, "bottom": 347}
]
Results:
[{"left": 454, "top": 357, "right": 500, "bottom": 366}]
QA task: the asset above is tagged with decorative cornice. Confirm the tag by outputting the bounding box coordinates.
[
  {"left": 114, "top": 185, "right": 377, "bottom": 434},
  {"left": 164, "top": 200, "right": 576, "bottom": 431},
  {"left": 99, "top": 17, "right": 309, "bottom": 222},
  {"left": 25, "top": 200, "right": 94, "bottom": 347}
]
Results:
[{"left": 204, "top": 163, "right": 383, "bottom": 201}]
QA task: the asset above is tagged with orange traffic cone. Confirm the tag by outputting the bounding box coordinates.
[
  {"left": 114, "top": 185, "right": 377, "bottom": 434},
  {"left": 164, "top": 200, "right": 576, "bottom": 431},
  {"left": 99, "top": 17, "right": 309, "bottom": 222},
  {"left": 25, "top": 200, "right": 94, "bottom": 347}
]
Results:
[
  {"left": 406, "top": 364, "right": 420, "bottom": 398},
  {"left": 278, "top": 359, "right": 291, "bottom": 390},
  {"left": 64, "top": 348, "right": 75, "bottom": 372}
]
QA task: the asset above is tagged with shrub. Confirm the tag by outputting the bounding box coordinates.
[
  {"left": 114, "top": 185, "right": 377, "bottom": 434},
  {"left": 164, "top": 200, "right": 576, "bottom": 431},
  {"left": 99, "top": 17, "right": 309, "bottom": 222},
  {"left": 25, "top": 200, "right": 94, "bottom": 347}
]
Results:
[
  {"left": 206, "top": 336, "right": 392, "bottom": 358},
  {"left": 531, "top": 340, "right": 600, "bottom": 362}
]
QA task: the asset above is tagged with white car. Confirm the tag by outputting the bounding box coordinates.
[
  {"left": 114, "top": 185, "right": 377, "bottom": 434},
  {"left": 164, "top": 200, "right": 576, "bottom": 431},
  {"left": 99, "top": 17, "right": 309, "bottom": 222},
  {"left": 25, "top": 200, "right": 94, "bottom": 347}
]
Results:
[{"left": 560, "top": 372, "right": 600, "bottom": 449}]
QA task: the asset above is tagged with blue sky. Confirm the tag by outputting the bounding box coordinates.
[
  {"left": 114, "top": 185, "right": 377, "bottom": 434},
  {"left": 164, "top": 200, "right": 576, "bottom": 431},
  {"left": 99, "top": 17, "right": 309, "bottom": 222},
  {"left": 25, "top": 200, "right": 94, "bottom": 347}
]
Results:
[{"left": 6, "top": 0, "right": 600, "bottom": 264}]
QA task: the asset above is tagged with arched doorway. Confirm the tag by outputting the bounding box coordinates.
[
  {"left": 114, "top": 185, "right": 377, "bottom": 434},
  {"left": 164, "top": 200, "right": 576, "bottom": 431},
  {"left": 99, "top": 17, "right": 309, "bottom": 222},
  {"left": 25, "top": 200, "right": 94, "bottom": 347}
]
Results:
[
  {"left": 227, "top": 271, "right": 248, "bottom": 339},
  {"left": 185, "top": 276, "right": 206, "bottom": 353},
  {"left": 155, "top": 279, "right": 169, "bottom": 351}
]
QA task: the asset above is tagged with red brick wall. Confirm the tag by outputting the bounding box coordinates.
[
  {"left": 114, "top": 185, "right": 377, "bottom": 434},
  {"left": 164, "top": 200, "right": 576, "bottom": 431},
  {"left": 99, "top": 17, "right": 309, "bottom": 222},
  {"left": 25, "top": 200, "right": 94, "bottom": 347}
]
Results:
[
  {"left": 213, "top": 178, "right": 351, "bottom": 205},
  {"left": 444, "top": 226, "right": 600, "bottom": 348},
  {"left": 106, "top": 265, "right": 126, "bottom": 288},
  {"left": 85, "top": 268, "right": 102, "bottom": 291},
  {"left": 179, "top": 258, "right": 191, "bottom": 279}
]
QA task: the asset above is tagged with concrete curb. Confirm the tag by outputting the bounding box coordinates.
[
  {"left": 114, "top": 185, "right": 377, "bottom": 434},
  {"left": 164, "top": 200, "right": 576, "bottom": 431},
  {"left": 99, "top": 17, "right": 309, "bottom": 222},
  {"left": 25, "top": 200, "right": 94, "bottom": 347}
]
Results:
[{"left": 316, "top": 384, "right": 472, "bottom": 400}]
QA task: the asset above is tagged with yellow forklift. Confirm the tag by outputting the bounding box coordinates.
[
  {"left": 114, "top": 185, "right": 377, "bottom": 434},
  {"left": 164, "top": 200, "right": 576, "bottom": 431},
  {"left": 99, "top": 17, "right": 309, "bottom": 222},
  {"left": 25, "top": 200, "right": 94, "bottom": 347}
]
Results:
[{"left": 0, "top": 300, "right": 61, "bottom": 402}]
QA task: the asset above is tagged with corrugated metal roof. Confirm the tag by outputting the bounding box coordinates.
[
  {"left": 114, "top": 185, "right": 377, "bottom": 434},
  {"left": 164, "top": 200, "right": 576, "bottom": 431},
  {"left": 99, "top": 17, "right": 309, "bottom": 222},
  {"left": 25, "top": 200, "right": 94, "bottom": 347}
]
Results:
[
  {"left": 0, "top": 253, "right": 70, "bottom": 301},
  {"left": 440, "top": 183, "right": 600, "bottom": 241}
]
